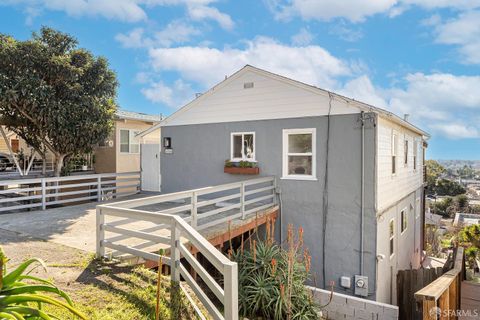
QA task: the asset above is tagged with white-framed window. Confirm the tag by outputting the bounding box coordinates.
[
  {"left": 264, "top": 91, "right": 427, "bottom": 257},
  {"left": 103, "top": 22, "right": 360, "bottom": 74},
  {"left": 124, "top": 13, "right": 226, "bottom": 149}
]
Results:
[
  {"left": 401, "top": 208, "right": 407, "bottom": 234},
  {"left": 230, "top": 132, "right": 255, "bottom": 161},
  {"left": 120, "top": 129, "right": 140, "bottom": 154},
  {"left": 282, "top": 128, "right": 316, "bottom": 181},
  {"left": 404, "top": 138, "right": 408, "bottom": 166},
  {"left": 392, "top": 132, "right": 397, "bottom": 175},
  {"left": 413, "top": 140, "right": 418, "bottom": 171},
  {"left": 389, "top": 218, "right": 395, "bottom": 258}
]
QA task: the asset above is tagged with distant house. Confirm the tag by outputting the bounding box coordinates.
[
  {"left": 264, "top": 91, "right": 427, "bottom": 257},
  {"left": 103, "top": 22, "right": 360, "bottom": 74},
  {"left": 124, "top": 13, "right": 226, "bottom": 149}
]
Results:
[
  {"left": 142, "top": 65, "right": 429, "bottom": 304},
  {"left": 94, "top": 109, "right": 161, "bottom": 174},
  {"left": 453, "top": 212, "right": 480, "bottom": 227}
]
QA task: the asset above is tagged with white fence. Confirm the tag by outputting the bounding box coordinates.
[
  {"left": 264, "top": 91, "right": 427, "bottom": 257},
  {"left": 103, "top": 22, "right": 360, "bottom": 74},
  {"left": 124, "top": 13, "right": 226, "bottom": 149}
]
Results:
[
  {"left": 0, "top": 172, "right": 140, "bottom": 213},
  {"left": 96, "top": 176, "right": 277, "bottom": 320}
]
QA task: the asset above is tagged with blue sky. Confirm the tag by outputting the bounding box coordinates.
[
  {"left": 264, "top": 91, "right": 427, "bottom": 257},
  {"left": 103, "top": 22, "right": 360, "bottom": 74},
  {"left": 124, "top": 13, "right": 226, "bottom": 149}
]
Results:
[{"left": 1, "top": 0, "right": 480, "bottom": 160}]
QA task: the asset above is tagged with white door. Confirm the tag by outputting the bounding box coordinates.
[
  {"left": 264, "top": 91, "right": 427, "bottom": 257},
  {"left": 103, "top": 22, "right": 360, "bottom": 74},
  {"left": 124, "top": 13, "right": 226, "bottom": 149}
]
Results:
[{"left": 141, "top": 144, "right": 161, "bottom": 192}]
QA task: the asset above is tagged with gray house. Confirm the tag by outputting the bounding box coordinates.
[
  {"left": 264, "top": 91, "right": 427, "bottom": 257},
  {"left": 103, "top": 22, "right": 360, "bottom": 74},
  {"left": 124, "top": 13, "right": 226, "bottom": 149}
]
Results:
[{"left": 143, "top": 65, "right": 429, "bottom": 304}]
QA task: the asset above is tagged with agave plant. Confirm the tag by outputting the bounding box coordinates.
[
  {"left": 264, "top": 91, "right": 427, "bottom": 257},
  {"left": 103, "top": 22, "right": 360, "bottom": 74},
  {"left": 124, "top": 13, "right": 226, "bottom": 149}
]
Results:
[{"left": 0, "top": 247, "right": 87, "bottom": 319}]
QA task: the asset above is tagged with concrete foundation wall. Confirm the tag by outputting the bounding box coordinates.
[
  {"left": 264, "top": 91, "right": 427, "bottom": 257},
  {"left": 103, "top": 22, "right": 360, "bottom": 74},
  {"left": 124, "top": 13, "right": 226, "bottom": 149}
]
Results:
[
  {"left": 310, "top": 287, "right": 399, "bottom": 320},
  {"left": 160, "top": 114, "right": 378, "bottom": 299}
]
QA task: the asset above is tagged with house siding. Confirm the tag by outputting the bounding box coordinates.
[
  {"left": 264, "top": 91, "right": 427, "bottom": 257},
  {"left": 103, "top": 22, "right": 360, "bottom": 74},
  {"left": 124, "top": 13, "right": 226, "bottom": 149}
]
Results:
[
  {"left": 162, "top": 69, "right": 360, "bottom": 127},
  {"left": 376, "top": 117, "right": 424, "bottom": 212},
  {"left": 160, "top": 114, "right": 378, "bottom": 299}
]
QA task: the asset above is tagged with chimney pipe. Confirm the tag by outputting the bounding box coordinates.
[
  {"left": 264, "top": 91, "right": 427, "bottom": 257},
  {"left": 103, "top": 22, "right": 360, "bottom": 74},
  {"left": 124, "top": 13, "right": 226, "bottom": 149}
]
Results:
[{"left": 404, "top": 114, "right": 410, "bottom": 122}]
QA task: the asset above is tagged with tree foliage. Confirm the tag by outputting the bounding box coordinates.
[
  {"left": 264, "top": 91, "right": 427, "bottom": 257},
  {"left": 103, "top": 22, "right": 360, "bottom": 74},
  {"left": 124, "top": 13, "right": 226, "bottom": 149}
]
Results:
[
  {"left": 0, "top": 27, "right": 117, "bottom": 175},
  {"left": 425, "top": 160, "right": 446, "bottom": 194}
]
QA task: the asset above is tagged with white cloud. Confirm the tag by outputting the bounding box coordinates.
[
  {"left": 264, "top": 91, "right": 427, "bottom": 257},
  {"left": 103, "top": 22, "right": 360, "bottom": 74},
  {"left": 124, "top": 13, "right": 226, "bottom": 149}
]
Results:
[
  {"left": 291, "top": 28, "right": 314, "bottom": 46},
  {"left": 430, "top": 11, "right": 480, "bottom": 64},
  {"left": 329, "top": 22, "right": 363, "bottom": 42},
  {"left": 148, "top": 37, "right": 351, "bottom": 89},
  {"left": 341, "top": 72, "right": 480, "bottom": 139},
  {"left": 141, "top": 79, "right": 194, "bottom": 108},
  {"left": 187, "top": 4, "right": 234, "bottom": 30},
  {"left": 115, "top": 21, "right": 200, "bottom": 48},
  {"left": 4, "top": 0, "right": 233, "bottom": 28},
  {"left": 265, "top": 0, "right": 480, "bottom": 23}
]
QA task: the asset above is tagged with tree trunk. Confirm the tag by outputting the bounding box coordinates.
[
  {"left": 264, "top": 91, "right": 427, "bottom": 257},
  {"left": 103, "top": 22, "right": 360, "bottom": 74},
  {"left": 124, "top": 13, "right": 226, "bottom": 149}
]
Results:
[{"left": 54, "top": 154, "right": 65, "bottom": 177}]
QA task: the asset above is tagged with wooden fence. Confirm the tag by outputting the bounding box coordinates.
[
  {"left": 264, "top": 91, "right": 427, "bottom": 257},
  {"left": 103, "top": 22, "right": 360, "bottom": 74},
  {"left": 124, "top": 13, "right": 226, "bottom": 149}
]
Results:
[
  {"left": 0, "top": 172, "right": 140, "bottom": 213},
  {"left": 415, "top": 247, "right": 466, "bottom": 320},
  {"left": 397, "top": 267, "right": 446, "bottom": 320}
]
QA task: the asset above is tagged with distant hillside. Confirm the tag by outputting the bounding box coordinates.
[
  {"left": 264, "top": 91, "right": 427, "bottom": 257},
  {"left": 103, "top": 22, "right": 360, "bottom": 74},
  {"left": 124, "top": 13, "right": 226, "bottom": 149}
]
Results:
[{"left": 438, "top": 160, "right": 480, "bottom": 170}]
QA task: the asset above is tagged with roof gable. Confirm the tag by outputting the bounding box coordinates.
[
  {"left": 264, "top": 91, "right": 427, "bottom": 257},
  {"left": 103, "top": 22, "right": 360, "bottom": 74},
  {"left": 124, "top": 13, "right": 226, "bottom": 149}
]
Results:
[{"left": 161, "top": 65, "right": 362, "bottom": 127}]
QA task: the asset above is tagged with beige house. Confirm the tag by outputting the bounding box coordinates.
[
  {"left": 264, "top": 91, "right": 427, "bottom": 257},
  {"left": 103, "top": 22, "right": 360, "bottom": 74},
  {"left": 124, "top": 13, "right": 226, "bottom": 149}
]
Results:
[{"left": 94, "top": 110, "right": 161, "bottom": 174}]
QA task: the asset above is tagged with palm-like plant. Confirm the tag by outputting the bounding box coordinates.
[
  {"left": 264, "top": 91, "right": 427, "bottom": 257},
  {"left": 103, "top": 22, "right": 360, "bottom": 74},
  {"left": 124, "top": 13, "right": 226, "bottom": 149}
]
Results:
[{"left": 0, "top": 247, "right": 87, "bottom": 319}]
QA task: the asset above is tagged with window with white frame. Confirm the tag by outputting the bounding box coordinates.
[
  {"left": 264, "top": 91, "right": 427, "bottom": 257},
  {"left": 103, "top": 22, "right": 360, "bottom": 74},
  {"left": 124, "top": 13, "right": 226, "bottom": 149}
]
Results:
[
  {"left": 282, "top": 128, "right": 316, "bottom": 180},
  {"left": 392, "top": 133, "right": 397, "bottom": 175},
  {"left": 401, "top": 208, "right": 407, "bottom": 233},
  {"left": 413, "top": 141, "right": 418, "bottom": 170},
  {"left": 231, "top": 132, "right": 255, "bottom": 161},
  {"left": 120, "top": 129, "right": 140, "bottom": 154},
  {"left": 389, "top": 219, "right": 395, "bottom": 258},
  {"left": 404, "top": 138, "right": 408, "bottom": 166}
]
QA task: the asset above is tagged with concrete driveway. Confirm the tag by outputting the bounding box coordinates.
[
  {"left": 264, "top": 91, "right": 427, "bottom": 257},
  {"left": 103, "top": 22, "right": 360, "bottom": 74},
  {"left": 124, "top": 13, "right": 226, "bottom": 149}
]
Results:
[{"left": 0, "top": 194, "right": 151, "bottom": 253}]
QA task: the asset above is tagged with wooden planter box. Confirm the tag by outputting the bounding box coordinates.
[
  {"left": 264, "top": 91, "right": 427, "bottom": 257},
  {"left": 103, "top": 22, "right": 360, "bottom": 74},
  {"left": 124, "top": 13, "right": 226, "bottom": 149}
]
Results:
[{"left": 224, "top": 166, "right": 259, "bottom": 175}]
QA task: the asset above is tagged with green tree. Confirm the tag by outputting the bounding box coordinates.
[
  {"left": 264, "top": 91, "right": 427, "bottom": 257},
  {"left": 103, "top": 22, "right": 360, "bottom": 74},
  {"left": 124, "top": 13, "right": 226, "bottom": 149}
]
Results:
[
  {"left": 435, "top": 179, "right": 466, "bottom": 196},
  {"left": 0, "top": 27, "right": 117, "bottom": 176},
  {"left": 425, "top": 160, "right": 446, "bottom": 195}
]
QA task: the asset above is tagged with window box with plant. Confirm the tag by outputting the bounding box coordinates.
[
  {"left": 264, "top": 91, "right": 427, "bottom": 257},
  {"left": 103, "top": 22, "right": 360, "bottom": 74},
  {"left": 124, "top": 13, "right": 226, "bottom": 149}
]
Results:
[
  {"left": 225, "top": 132, "right": 260, "bottom": 174},
  {"left": 224, "top": 160, "right": 259, "bottom": 174}
]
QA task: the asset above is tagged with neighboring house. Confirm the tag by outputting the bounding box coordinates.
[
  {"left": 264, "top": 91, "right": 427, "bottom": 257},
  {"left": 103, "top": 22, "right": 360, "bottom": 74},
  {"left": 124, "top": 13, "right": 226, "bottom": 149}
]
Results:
[
  {"left": 453, "top": 212, "right": 480, "bottom": 227},
  {"left": 94, "top": 109, "right": 162, "bottom": 174},
  {"left": 143, "top": 65, "right": 429, "bottom": 305}
]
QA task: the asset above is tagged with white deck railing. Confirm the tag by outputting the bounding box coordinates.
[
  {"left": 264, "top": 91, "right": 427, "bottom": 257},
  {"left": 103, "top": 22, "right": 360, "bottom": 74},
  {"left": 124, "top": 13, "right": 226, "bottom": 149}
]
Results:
[
  {"left": 96, "top": 176, "right": 277, "bottom": 320},
  {"left": 0, "top": 172, "right": 140, "bottom": 213}
]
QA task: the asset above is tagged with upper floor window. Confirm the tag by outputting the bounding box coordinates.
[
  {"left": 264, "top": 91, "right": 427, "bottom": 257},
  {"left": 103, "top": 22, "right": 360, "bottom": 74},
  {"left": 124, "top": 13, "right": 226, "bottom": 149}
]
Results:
[
  {"left": 120, "top": 129, "right": 140, "bottom": 154},
  {"left": 401, "top": 208, "right": 407, "bottom": 233},
  {"left": 413, "top": 141, "right": 418, "bottom": 170},
  {"left": 392, "top": 133, "right": 397, "bottom": 175},
  {"left": 231, "top": 132, "right": 255, "bottom": 161},
  {"left": 404, "top": 139, "right": 408, "bottom": 166},
  {"left": 389, "top": 219, "right": 395, "bottom": 258},
  {"left": 282, "top": 128, "right": 316, "bottom": 180}
]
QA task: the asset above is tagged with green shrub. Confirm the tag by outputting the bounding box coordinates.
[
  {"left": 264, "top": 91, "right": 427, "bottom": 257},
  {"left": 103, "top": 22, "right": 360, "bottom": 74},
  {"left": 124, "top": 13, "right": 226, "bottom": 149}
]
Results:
[
  {"left": 231, "top": 224, "right": 320, "bottom": 320},
  {"left": 0, "top": 246, "right": 86, "bottom": 319}
]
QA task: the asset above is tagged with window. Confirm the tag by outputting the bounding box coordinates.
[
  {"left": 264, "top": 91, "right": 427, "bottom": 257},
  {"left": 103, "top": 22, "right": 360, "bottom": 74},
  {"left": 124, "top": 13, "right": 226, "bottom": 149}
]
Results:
[
  {"left": 282, "top": 128, "right": 316, "bottom": 180},
  {"left": 404, "top": 139, "right": 408, "bottom": 166},
  {"left": 401, "top": 209, "right": 407, "bottom": 233},
  {"left": 389, "top": 219, "right": 395, "bottom": 258},
  {"left": 231, "top": 132, "right": 255, "bottom": 161},
  {"left": 120, "top": 129, "right": 140, "bottom": 154},
  {"left": 392, "top": 133, "right": 397, "bottom": 175},
  {"left": 413, "top": 141, "right": 418, "bottom": 170}
]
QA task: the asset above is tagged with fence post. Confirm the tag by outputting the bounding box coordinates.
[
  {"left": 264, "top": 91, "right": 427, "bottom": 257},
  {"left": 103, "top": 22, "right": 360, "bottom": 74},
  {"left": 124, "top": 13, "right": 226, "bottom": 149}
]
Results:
[
  {"left": 224, "top": 262, "right": 239, "bottom": 320},
  {"left": 240, "top": 182, "right": 245, "bottom": 219},
  {"left": 97, "top": 175, "right": 102, "bottom": 202},
  {"left": 96, "top": 207, "right": 105, "bottom": 258},
  {"left": 41, "top": 178, "right": 46, "bottom": 210},
  {"left": 170, "top": 220, "right": 180, "bottom": 283},
  {"left": 191, "top": 191, "right": 198, "bottom": 229}
]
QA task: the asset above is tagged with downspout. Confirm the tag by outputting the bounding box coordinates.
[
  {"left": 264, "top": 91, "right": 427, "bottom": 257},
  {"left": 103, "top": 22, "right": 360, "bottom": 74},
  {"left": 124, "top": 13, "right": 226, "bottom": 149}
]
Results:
[{"left": 360, "top": 111, "right": 365, "bottom": 276}]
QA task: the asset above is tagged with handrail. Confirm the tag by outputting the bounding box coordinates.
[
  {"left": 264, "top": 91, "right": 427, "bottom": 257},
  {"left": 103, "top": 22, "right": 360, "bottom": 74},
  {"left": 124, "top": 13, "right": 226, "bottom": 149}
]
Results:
[
  {"left": 0, "top": 172, "right": 141, "bottom": 213},
  {"left": 415, "top": 247, "right": 465, "bottom": 319},
  {"left": 95, "top": 177, "right": 276, "bottom": 320}
]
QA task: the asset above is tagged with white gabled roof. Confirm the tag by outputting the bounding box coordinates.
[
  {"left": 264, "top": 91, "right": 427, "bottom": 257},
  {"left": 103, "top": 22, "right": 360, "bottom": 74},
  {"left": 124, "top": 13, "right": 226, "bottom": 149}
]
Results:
[{"left": 146, "top": 65, "right": 429, "bottom": 138}]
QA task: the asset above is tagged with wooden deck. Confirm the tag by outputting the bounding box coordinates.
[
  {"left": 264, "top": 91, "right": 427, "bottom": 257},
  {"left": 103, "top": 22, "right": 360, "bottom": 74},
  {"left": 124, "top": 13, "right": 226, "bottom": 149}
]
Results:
[{"left": 460, "top": 281, "right": 480, "bottom": 319}]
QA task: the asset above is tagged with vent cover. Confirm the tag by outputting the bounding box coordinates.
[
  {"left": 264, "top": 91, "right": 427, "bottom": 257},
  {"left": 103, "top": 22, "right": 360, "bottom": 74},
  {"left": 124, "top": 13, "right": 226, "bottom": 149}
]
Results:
[{"left": 244, "top": 82, "right": 254, "bottom": 89}]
